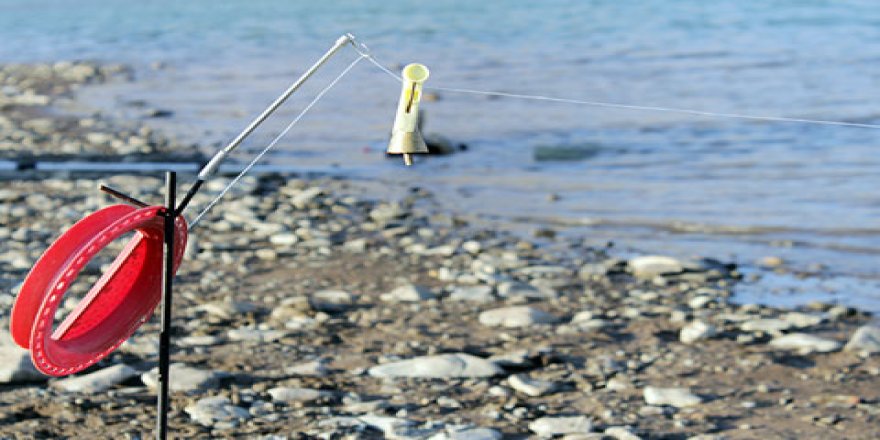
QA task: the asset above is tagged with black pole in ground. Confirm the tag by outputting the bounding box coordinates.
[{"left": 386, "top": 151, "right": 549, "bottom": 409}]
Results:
[{"left": 157, "top": 171, "right": 177, "bottom": 440}]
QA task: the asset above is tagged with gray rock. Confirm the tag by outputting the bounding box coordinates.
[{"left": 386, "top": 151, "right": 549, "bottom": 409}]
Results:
[
  {"left": 628, "top": 256, "right": 683, "bottom": 278},
  {"left": 267, "top": 387, "right": 331, "bottom": 403},
  {"left": 142, "top": 363, "right": 228, "bottom": 393},
  {"left": 533, "top": 144, "right": 600, "bottom": 162},
  {"left": 529, "top": 416, "right": 594, "bottom": 437},
  {"left": 643, "top": 386, "right": 702, "bottom": 408},
  {"left": 604, "top": 427, "right": 642, "bottom": 440},
  {"left": 518, "top": 265, "right": 572, "bottom": 278},
  {"left": 185, "top": 396, "right": 250, "bottom": 428},
  {"left": 52, "top": 364, "right": 139, "bottom": 394},
  {"left": 285, "top": 359, "right": 330, "bottom": 377},
  {"left": 309, "top": 290, "right": 355, "bottom": 313},
  {"left": 688, "top": 296, "right": 715, "bottom": 309},
  {"left": 428, "top": 427, "right": 503, "bottom": 440},
  {"left": 198, "top": 300, "right": 262, "bottom": 319},
  {"left": 449, "top": 285, "right": 495, "bottom": 303},
  {"left": 740, "top": 318, "right": 793, "bottom": 333},
  {"left": 488, "top": 347, "right": 550, "bottom": 369},
  {"left": 0, "top": 345, "right": 45, "bottom": 384},
  {"left": 291, "top": 187, "right": 324, "bottom": 208},
  {"left": 578, "top": 263, "right": 609, "bottom": 280},
  {"left": 227, "top": 327, "right": 286, "bottom": 342},
  {"left": 844, "top": 325, "right": 880, "bottom": 354},
  {"left": 496, "top": 281, "right": 554, "bottom": 300},
  {"left": 368, "top": 353, "right": 502, "bottom": 378},
  {"left": 381, "top": 284, "right": 436, "bottom": 302},
  {"left": 769, "top": 333, "right": 841, "bottom": 354},
  {"left": 680, "top": 321, "right": 717, "bottom": 344},
  {"left": 269, "top": 233, "right": 299, "bottom": 247},
  {"left": 782, "top": 312, "right": 824, "bottom": 329},
  {"left": 358, "top": 415, "right": 441, "bottom": 438},
  {"left": 122, "top": 335, "right": 160, "bottom": 356},
  {"left": 461, "top": 240, "right": 483, "bottom": 254},
  {"left": 369, "top": 203, "right": 406, "bottom": 223},
  {"left": 479, "top": 306, "right": 559, "bottom": 328},
  {"left": 254, "top": 248, "right": 278, "bottom": 261},
  {"left": 508, "top": 374, "right": 559, "bottom": 397},
  {"left": 178, "top": 335, "right": 225, "bottom": 347}
]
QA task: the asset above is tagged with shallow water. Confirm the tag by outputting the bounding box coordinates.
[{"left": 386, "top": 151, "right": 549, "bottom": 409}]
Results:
[{"left": 2, "top": 0, "right": 879, "bottom": 310}]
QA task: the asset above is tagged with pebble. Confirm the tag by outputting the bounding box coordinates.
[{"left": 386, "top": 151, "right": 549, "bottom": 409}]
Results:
[
  {"left": 680, "top": 320, "right": 717, "bottom": 344},
  {"left": 368, "top": 353, "right": 502, "bottom": 378},
  {"left": 478, "top": 306, "right": 559, "bottom": 328},
  {"left": 285, "top": 359, "right": 330, "bottom": 377},
  {"left": 267, "top": 387, "right": 331, "bottom": 404},
  {"left": 227, "top": 327, "right": 286, "bottom": 342},
  {"left": 290, "top": 187, "right": 324, "bottom": 208},
  {"left": 643, "top": 386, "right": 703, "bottom": 408},
  {"left": 184, "top": 396, "right": 250, "bottom": 428},
  {"left": 269, "top": 233, "right": 299, "bottom": 246},
  {"left": 462, "top": 240, "right": 483, "bottom": 254},
  {"left": 604, "top": 426, "right": 642, "bottom": 440},
  {"left": 782, "top": 312, "right": 824, "bottom": 329},
  {"left": 448, "top": 285, "right": 495, "bottom": 303},
  {"left": 507, "top": 373, "right": 559, "bottom": 397},
  {"left": 142, "top": 363, "right": 228, "bottom": 393},
  {"left": 198, "top": 300, "right": 262, "bottom": 320},
  {"left": 740, "top": 318, "right": 793, "bottom": 333},
  {"left": 0, "top": 345, "right": 45, "bottom": 384},
  {"left": 496, "top": 281, "right": 554, "bottom": 300},
  {"left": 428, "top": 427, "right": 503, "bottom": 440},
  {"left": 628, "top": 256, "right": 684, "bottom": 278},
  {"left": 769, "top": 333, "right": 841, "bottom": 354},
  {"left": 178, "top": 335, "right": 225, "bottom": 347},
  {"left": 844, "top": 325, "right": 880, "bottom": 354},
  {"left": 309, "top": 290, "right": 355, "bottom": 313},
  {"left": 688, "top": 296, "right": 715, "bottom": 309},
  {"left": 578, "top": 263, "right": 609, "bottom": 280},
  {"left": 381, "top": 284, "right": 436, "bottom": 302},
  {"left": 358, "top": 414, "right": 441, "bottom": 438},
  {"left": 52, "top": 364, "right": 139, "bottom": 394},
  {"left": 529, "top": 416, "right": 594, "bottom": 437},
  {"left": 759, "top": 256, "right": 785, "bottom": 268}
]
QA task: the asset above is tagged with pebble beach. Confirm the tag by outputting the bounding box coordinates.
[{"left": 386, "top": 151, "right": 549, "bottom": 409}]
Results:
[{"left": 1, "top": 63, "right": 879, "bottom": 440}]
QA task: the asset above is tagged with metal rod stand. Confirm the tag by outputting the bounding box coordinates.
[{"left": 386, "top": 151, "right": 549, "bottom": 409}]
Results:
[{"left": 157, "top": 171, "right": 177, "bottom": 440}]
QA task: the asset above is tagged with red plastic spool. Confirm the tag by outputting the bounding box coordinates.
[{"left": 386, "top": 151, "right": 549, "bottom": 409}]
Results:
[{"left": 9, "top": 204, "right": 187, "bottom": 377}]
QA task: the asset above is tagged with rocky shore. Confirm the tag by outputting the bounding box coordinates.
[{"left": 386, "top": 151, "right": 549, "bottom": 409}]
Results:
[
  {"left": 0, "top": 61, "right": 202, "bottom": 162},
  {"left": 0, "top": 63, "right": 879, "bottom": 439}
]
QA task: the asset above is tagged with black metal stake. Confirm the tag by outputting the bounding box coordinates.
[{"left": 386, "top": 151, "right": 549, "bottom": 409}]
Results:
[{"left": 157, "top": 171, "right": 177, "bottom": 440}]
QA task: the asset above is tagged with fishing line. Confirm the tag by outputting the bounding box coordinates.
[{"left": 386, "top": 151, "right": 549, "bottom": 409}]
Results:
[
  {"left": 190, "top": 55, "right": 366, "bottom": 228},
  {"left": 192, "top": 35, "right": 880, "bottom": 229},
  {"left": 353, "top": 43, "right": 880, "bottom": 130}
]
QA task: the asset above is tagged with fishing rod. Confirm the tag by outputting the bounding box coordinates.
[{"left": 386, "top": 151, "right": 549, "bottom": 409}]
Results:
[
  {"left": 174, "top": 33, "right": 351, "bottom": 216},
  {"left": 9, "top": 33, "right": 431, "bottom": 440}
]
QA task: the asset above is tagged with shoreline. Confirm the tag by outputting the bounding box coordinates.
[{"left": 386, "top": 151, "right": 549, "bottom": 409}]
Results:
[{"left": 0, "top": 62, "right": 879, "bottom": 439}]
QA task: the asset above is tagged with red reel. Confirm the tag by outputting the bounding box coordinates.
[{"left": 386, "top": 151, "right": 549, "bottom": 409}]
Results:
[{"left": 9, "top": 204, "right": 187, "bottom": 377}]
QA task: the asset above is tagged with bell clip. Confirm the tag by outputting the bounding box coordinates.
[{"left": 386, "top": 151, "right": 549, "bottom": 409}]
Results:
[{"left": 387, "top": 63, "right": 430, "bottom": 166}]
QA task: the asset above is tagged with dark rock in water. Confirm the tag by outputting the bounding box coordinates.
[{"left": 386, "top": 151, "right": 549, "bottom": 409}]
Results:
[
  {"left": 144, "top": 108, "right": 174, "bottom": 118},
  {"left": 124, "top": 99, "right": 148, "bottom": 108},
  {"left": 533, "top": 143, "right": 602, "bottom": 161},
  {"left": 424, "top": 133, "right": 466, "bottom": 155}
]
